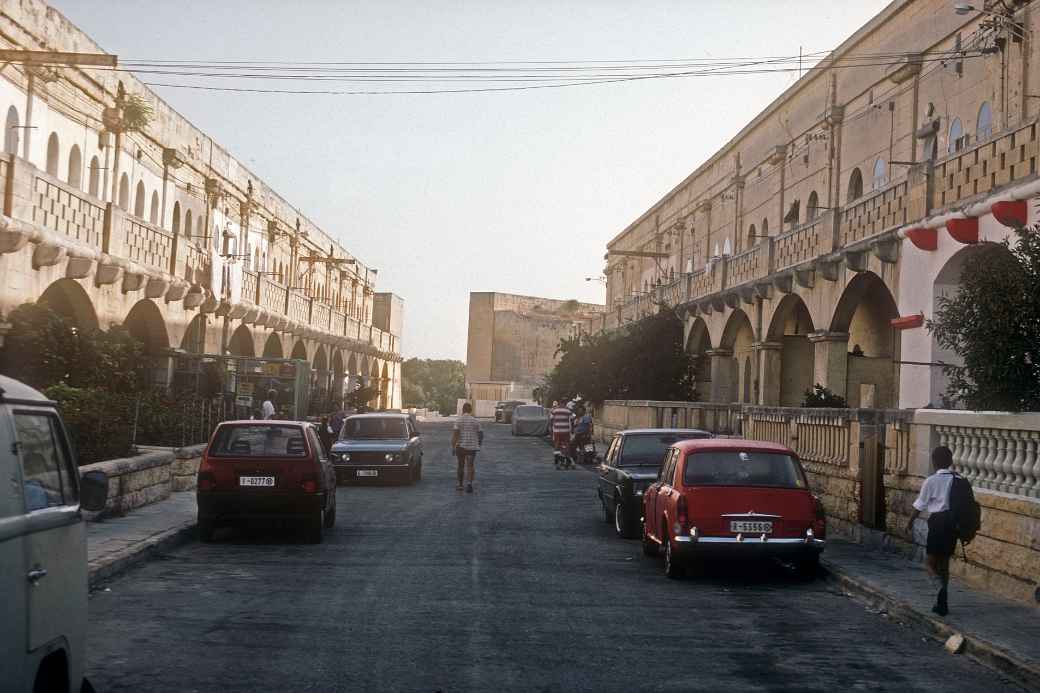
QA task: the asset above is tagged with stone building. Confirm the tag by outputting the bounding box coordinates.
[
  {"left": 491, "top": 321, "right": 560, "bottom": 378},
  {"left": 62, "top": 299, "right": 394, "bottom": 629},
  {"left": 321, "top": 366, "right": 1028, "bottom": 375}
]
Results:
[
  {"left": 597, "top": 0, "right": 1040, "bottom": 603},
  {"left": 0, "top": 0, "right": 402, "bottom": 409},
  {"left": 466, "top": 292, "right": 604, "bottom": 409}
]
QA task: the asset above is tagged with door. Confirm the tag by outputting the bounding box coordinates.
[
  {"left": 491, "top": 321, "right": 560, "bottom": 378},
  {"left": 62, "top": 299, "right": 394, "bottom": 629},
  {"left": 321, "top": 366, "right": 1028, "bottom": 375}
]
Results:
[
  {"left": 16, "top": 408, "right": 87, "bottom": 654},
  {"left": 305, "top": 427, "right": 334, "bottom": 503},
  {"left": 0, "top": 405, "right": 28, "bottom": 684},
  {"left": 643, "top": 450, "right": 674, "bottom": 542},
  {"left": 598, "top": 435, "right": 621, "bottom": 507}
]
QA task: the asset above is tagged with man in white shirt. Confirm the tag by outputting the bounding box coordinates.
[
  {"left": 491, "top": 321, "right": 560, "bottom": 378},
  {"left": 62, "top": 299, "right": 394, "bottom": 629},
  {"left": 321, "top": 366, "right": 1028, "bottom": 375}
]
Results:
[
  {"left": 905, "top": 445, "right": 957, "bottom": 616},
  {"left": 261, "top": 390, "right": 277, "bottom": 420},
  {"left": 451, "top": 402, "right": 483, "bottom": 493}
]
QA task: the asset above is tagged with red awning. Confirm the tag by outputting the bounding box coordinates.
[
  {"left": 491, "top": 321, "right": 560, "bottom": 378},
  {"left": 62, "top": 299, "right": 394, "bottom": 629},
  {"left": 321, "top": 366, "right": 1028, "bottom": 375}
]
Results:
[
  {"left": 905, "top": 227, "right": 937, "bottom": 251},
  {"left": 946, "top": 217, "right": 979, "bottom": 244},
  {"left": 991, "top": 200, "right": 1028, "bottom": 228}
]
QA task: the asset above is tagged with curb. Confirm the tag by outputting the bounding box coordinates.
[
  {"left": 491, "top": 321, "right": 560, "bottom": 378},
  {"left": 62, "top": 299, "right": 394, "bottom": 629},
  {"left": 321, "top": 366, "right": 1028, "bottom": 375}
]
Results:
[
  {"left": 87, "top": 521, "right": 196, "bottom": 590},
  {"left": 822, "top": 558, "right": 1040, "bottom": 692}
]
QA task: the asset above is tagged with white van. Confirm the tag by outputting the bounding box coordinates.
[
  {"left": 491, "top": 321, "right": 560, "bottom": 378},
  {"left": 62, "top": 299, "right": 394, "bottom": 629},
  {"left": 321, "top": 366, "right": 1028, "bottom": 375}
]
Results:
[{"left": 0, "top": 375, "right": 107, "bottom": 693}]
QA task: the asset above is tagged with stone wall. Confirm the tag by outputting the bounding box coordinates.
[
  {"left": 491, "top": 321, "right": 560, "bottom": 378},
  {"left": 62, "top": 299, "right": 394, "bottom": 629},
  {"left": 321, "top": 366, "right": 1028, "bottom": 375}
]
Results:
[{"left": 81, "top": 444, "right": 205, "bottom": 519}]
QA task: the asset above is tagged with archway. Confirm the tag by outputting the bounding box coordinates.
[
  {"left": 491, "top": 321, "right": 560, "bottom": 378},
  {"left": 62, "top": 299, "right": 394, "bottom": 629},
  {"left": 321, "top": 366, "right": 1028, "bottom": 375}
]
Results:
[
  {"left": 830, "top": 272, "right": 899, "bottom": 408},
  {"left": 331, "top": 349, "right": 345, "bottom": 406},
  {"left": 765, "top": 294, "right": 815, "bottom": 406},
  {"left": 67, "top": 144, "right": 82, "bottom": 189},
  {"left": 118, "top": 174, "right": 130, "bottom": 210},
  {"left": 45, "top": 132, "right": 59, "bottom": 177},
  {"left": 149, "top": 191, "right": 160, "bottom": 225},
  {"left": 312, "top": 345, "right": 330, "bottom": 414},
  {"left": 686, "top": 317, "right": 712, "bottom": 399},
  {"left": 291, "top": 340, "right": 308, "bottom": 361},
  {"left": 122, "top": 298, "right": 171, "bottom": 386},
  {"left": 180, "top": 314, "right": 207, "bottom": 354},
  {"left": 38, "top": 279, "right": 98, "bottom": 332},
  {"left": 88, "top": 157, "right": 101, "bottom": 197},
  {"left": 847, "top": 168, "right": 863, "bottom": 203},
  {"left": 4, "top": 106, "right": 19, "bottom": 155},
  {"left": 172, "top": 202, "right": 181, "bottom": 236},
  {"left": 380, "top": 362, "right": 390, "bottom": 409},
  {"left": 134, "top": 180, "right": 146, "bottom": 218},
  {"left": 719, "top": 310, "right": 755, "bottom": 403},
  {"left": 261, "top": 333, "right": 283, "bottom": 358},
  {"left": 228, "top": 324, "right": 255, "bottom": 357}
]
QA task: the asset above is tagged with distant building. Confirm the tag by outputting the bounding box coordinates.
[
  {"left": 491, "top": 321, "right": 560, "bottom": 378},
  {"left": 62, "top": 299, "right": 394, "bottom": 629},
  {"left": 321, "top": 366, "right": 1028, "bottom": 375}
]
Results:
[{"left": 465, "top": 292, "right": 604, "bottom": 412}]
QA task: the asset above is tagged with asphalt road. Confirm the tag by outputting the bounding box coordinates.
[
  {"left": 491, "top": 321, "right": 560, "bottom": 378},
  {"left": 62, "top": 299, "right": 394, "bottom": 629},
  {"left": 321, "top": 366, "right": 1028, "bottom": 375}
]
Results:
[{"left": 86, "top": 421, "right": 1022, "bottom": 693}]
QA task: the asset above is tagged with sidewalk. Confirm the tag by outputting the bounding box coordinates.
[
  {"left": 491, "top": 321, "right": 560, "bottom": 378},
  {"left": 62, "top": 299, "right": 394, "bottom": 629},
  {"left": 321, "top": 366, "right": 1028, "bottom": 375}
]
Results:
[
  {"left": 822, "top": 540, "right": 1040, "bottom": 691},
  {"left": 87, "top": 491, "right": 197, "bottom": 589}
]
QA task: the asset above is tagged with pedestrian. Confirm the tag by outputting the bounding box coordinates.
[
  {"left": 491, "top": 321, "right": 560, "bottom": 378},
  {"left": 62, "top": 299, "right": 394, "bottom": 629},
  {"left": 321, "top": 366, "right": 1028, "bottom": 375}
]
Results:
[
  {"left": 549, "top": 400, "right": 572, "bottom": 452},
  {"left": 330, "top": 402, "right": 347, "bottom": 438},
  {"left": 905, "top": 445, "right": 978, "bottom": 616},
  {"left": 317, "top": 415, "right": 334, "bottom": 453},
  {"left": 570, "top": 404, "right": 593, "bottom": 462},
  {"left": 261, "top": 390, "right": 277, "bottom": 419},
  {"left": 451, "top": 402, "right": 483, "bottom": 493}
]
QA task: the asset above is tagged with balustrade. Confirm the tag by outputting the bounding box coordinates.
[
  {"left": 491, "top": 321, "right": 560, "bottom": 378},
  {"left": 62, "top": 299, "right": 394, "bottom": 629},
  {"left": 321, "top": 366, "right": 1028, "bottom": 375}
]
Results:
[
  {"left": 259, "top": 275, "right": 287, "bottom": 314},
  {"left": 775, "top": 214, "right": 833, "bottom": 272},
  {"left": 313, "top": 301, "right": 331, "bottom": 330},
  {"left": 242, "top": 270, "right": 259, "bottom": 303},
  {"left": 935, "top": 423, "right": 1040, "bottom": 499},
  {"left": 184, "top": 244, "right": 210, "bottom": 287},
  {"left": 725, "top": 242, "right": 767, "bottom": 287},
  {"left": 331, "top": 311, "right": 345, "bottom": 336},
  {"left": 688, "top": 268, "right": 715, "bottom": 302},
  {"left": 31, "top": 172, "right": 105, "bottom": 249},
  {"left": 933, "top": 119, "right": 1039, "bottom": 210},
  {"left": 840, "top": 180, "right": 908, "bottom": 247},
  {"left": 792, "top": 411, "right": 851, "bottom": 467},
  {"left": 123, "top": 215, "right": 173, "bottom": 273},
  {"left": 288, "top": 291, "right": 311, "bottom": 324}
]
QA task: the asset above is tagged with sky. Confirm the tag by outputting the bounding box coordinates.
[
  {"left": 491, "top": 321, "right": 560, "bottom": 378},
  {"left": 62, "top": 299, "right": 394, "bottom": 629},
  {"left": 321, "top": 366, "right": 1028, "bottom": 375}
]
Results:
[{"left": 53, "top": 0, "right": 890, "bottom": 361}]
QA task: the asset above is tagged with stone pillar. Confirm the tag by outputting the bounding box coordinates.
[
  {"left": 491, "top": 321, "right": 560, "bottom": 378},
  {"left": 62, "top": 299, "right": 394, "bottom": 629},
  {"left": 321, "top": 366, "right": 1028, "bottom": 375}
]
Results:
[
  {"left": 753, "top": 341, "right": 783, "bottom": 405},
  {"left": 706, "top": 348, "right": 735, "bottom": 403},
  {"left": 808, "top": 331, "right": 849, "bottom": 400}
]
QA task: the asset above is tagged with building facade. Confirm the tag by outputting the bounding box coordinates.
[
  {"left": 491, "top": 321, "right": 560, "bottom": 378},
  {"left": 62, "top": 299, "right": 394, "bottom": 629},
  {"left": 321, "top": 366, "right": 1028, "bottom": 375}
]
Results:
[
  {"left": 466, "top": 291, "right": 604, "bottom": 407},
  {"left": 600, "top": 0, "right": 1038, "bottom": 414},
  {"left": 0, "top": 0, "right": 402, "bottom": 409}
]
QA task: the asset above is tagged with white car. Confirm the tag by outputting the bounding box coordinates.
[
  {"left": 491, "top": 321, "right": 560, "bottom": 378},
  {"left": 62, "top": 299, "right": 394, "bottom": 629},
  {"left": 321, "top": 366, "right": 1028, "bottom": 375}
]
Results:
[{"left": 0, "top": 375, "right": 108, "bottom": 693}]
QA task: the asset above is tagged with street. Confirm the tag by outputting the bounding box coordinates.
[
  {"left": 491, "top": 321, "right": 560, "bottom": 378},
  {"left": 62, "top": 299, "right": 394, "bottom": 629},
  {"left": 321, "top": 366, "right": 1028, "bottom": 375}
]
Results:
[{"left": 86, "top": 422, "right": 1020, "bottom": 693}]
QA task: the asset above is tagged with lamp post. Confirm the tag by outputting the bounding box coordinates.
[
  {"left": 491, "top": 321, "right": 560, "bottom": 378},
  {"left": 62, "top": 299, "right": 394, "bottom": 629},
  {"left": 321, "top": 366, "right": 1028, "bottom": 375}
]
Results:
[{"left": 953, "top": 3, "right": 1028, "bottom": 39}]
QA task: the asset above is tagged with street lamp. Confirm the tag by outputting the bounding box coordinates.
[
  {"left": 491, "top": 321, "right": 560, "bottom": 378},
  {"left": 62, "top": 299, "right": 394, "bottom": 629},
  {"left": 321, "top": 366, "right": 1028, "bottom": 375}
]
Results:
[
  {"left": 953, "top": 3, "right": 1028, "bottom": 38},
  {"left": 585, "top": 276, "right": 606, "bottom": 283}
]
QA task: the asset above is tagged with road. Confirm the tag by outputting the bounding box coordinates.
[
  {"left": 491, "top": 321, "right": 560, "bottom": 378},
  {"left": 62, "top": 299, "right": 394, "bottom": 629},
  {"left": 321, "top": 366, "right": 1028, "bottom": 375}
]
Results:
[{"left": 86, "top": 421, "right": 1021, "bottom": 692}]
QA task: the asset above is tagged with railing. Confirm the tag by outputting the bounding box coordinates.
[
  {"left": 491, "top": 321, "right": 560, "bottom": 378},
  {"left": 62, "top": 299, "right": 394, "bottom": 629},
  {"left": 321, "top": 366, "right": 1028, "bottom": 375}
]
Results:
[
  {"left": 31, "top": 172, "right": 105, "bottom": 249},
  {"left": 259, "top": 275, "right": 287, "bottom": 314},
  {"left": 123, "top": 215, "right": 173, "bottom": 273},
  {"left": 688, "top": 268, "right": 715, "bottom": 301},
  {"left": 725, "top": 241, "right": 768, "bottom": 287},
  {"left": 241, "top": 270, "right": 258, "bottom": 303},
  {"left": 184, "top": 243, "right": 210, "bottom": 287},
  {"left": 331, "top": 310, "right": 345, "bottom": 336},
  {"left": 774, "top": 214, "right": 833, "bottom": 271},
  {"left": 840, "top": 179, "right": 908, "bottom": 247},
  {"left": 933, "top": 118, "right": 1040, "bottom": 210},
  {"left": 792, "top": 410, "right": 852, "bottom": 467},
  {"left": 288, "top": 291, "right": 311, "bottom": 324},
  {"left": 313, "top": 301, "right": 331, "bottom": 330}
]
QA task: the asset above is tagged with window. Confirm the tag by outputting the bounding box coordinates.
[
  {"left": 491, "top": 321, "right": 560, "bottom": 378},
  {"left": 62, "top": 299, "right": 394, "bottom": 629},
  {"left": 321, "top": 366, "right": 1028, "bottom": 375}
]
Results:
[
  {"left": 683, "top": 451, "right": 807, "bottom": 488},
  {"left": 806, "top": 190, "right": 819, "bottom": 221},
  {"left": 209, "top": 424, "right": 308, "bottom": 457},
  {"left": 761, "top": 218, "right": 768, "bottom": 236},
  {"left": 747, "top": 224, "right": 756, "bottom": 248},
  {"left": 67, "top": 144, "right": 82, "bottom": 188},
  {"left": 976, "top": 102, "right": 993, "bottom": 142},
  {"left": 340, "top": 417, "right": 408, "bottom": 439},
  {"left": 149, "top": 191, "right": 160, "bottom": 225},
  {"left": 184, "top": 209, "right": 193, "bottom": 240},
  {"left": 134, "top": 181, "right": 146, "bottom": 218},
  {"left": 872, "top": 158, "right": 888, "bottom": 190},
  {"left": 16, "top": 412, "right": 77, "bottom": 511},
  {"left": 118, "top": 174, "right": 129, "bottom": 210},
  {"left": 4, "top": 106, "right": 19, "bottom": 155},
  {"left": 618, "top": 433, "right": 710, "bottom": 468},
  {"left": 88, "top": 156, "right": 101, "bottom": 197},
  {"left": 172, "top": 202, "right": 181, "bottom": 235},
  {"left": 45, "top": 132, "right": 60, "bottom": 177},
  {"left": 847, "top": 168, "right": 864, "bottom": 202},
  {"left": 948, "top": 117, "right": 964, "bottom": 154}
]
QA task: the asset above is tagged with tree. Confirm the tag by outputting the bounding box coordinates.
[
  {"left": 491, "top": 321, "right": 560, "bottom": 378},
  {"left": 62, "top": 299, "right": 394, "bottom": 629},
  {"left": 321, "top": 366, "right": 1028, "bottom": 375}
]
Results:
[
  {"left": 400, "top": 358, "right": 465, "bottom": 414},
  {"left": 928, "top": 227, "right": 1040, "bottom": 412},
  {"left": 0, "top": 303, "right": 78, "bottom": 390}
]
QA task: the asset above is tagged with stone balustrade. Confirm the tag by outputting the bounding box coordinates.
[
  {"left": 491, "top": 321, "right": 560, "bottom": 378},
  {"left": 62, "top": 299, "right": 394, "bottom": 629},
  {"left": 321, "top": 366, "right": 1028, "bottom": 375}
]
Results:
[
  {"left": 30, "top": 170, "right": 105, "bottom": 249},
  {"left": 242, "top": 269, "right": 258, "bottom": 303},
  {"left": 123, "top": 214, "right": 173, "bottom": 274},
  {"left": 840, "top": 179, "right": 909, "bottom": 247},
  {"left": 934, "top": 118, "right": 1040, "bottom": 209},
  {"left": 774, "top": 214, "right": 834, "bottom": 272}
]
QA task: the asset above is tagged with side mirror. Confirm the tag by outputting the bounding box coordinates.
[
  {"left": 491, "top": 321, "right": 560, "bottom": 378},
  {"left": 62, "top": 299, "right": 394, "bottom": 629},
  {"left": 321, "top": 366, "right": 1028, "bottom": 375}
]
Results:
[{"left": 80, "top": 470, "right": 109, "bottom": 512}]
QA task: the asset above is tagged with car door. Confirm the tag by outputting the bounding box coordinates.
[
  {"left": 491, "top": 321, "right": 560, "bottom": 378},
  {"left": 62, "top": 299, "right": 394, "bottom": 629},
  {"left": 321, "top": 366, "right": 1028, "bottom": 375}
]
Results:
[
  {"left": 15, "top": 407, "right": 87, "bottom": 660},
  {"left": 0, "top": 403, "right": 29, "bottom": 687},
  {"left": 305, "top": 427, "right": 334, "bottom": 505},
  {"left": 642, "top": 450, "right": 668, "bottom": 541},
  {"left": 598, "top": 435, "right": 620, "bottom": 506},
  {"left": 657, "top": 450, "right": 679, "bottom": 537}
]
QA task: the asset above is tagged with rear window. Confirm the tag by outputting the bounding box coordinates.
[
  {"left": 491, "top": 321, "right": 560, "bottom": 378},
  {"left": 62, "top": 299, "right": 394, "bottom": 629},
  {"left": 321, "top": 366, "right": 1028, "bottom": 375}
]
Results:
[
  {"left": 210, "top": 425, "right": 308, "bottom": 457},
  {"left": 618, "top": 433, "right": 710, "bottom": 467},
  {"left": 515, "top": 406, "right": 544, "bottom": 417},
  {"left": 682, "top": 451, "right": 807, "bottom": 488},
  {"left": 341, "top": 417, "right": 408, "bottom": 439}
]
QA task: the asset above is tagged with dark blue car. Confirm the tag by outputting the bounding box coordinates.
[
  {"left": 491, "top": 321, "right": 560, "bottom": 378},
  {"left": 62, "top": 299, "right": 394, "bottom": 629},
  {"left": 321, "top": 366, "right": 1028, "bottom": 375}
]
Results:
[{"left": 330, "top": 413, "right": 423, "bottom": 485}]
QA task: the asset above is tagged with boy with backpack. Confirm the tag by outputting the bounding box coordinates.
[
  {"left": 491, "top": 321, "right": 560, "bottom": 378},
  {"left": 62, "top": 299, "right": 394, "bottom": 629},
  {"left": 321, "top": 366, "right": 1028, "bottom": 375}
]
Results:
[{"left": 905, "top": 445, "right": 980, "bottom": 616}]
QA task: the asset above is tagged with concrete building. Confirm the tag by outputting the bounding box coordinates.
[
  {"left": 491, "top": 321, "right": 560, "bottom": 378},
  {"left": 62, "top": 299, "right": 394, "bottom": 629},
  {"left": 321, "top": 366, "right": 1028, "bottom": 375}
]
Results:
[
  {"left": 466, "top": 292, "right": 604, "bottom": 410},
  {"left": 0, "top": 0, "right": 402, "bottom": 409}
]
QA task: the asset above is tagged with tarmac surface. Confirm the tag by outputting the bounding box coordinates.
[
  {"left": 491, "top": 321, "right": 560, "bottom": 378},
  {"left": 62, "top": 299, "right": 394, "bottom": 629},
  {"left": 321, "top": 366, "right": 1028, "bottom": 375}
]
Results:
[{"left": 86, "top": 421, "right": 1024, "bottom": 692}]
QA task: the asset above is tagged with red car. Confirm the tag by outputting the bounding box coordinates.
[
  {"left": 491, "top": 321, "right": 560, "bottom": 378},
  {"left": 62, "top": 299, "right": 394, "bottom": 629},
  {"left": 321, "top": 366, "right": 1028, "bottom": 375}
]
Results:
[
  {"left": 642, "top": 439, "right": 825, "bottom": 578},
  {"left": 196, "top": 421, "right": 337, "bottom": 543}
]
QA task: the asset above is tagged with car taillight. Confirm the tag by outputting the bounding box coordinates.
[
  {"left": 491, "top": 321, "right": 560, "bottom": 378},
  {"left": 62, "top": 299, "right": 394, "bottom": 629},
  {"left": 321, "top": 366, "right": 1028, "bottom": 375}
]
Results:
[
  {"left": 197, "top": 455, "right": 215, "bottom": 492},
  {"left": 676, "top": 495, "right": 688, "bottom": 529},
  {"left": 812, "top": 495, "right": 826, "bottom": 538},
  {"left": 301, "top": 474, "right": 319, "bottom": 493}
]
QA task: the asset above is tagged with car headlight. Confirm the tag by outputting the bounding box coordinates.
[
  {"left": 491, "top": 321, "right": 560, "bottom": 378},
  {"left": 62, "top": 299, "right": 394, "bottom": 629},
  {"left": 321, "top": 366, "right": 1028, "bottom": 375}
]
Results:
[
  {"left": 634, "top": 489, "right": 644, "bottom": 496},
  {"left": 385, "top": 453, "right": 399, "bottom": 462}
]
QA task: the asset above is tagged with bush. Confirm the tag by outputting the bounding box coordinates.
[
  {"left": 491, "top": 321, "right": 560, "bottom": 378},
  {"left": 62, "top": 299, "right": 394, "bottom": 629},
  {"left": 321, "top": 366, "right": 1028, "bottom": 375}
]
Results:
[{"left": 802, "top": 384, "right": 848, "bottom": 408}]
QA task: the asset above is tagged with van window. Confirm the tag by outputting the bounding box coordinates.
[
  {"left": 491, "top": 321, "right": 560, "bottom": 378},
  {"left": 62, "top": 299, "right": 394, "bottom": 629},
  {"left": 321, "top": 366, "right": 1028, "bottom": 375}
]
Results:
[
  {"left": 683, "top": 451, "right": 807, "bottom": 488},
  {"left": 15, "top": 412, "right": 77, "bottom": 511}
]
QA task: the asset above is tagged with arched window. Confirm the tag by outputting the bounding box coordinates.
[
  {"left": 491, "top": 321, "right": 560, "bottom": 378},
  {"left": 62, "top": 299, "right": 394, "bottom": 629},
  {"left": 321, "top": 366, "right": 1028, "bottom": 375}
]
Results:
[
  {"left": 45, "top": 132, "right": 59, "bottom": 177},
  {"left": 948, "top": 117, "right": 963, "bottom": 154},
  {"left": 134, "top": 181, "right": 146, "bottom": 218},
  {"left": 847, "top": 168, "right": 864, "bottom": 202},
  {"left": 149, "top": 190, "right": 159, "bottom": 225},
  {"left": 67, "top": 144, "right": 82, "bottom": 188},
  {"left": 872, "top": 158, "right": 888, "bottom": 190},
  {"left": 976, "top": 102, "right": 993, "bottom": 142},
  {"left": 4, "top": 106, "right": 19, "bottom": 155},
  {"left": 761, "top": 218, "right": 769, "bottom": 237},
  {"left": 254, "top": 248, "right": 260, "bottom": 270},
  {"left": 118, "top": 174, "right": 130, "bottom": 210},
  {"left": 172, "top": 202, "right": 181, "bottom": 235},
  {"left": 807, "top": 190, "right": 819, "bottom": 221},
  {"left": 88, "top": 156, "right": 101, "bottom": 197},
  {"left": 184, "top": 209, "right": 193, "bottom": 240},
  {"left": 747, "top": 223, "right": 757, "bottom": 248}
]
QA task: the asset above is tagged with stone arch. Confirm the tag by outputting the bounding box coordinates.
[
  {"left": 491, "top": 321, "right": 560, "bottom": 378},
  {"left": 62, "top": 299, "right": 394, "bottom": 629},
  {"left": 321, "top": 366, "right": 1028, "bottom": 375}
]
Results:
[
  {"left": 184, "top": 209, "right": 193, "bottom": 241},
  {"left": 228, "top": 324, "right": 255, "bottom": 357},
  {"left": 149, "top": 190, "right": 160, "bottom": 225},
  {"left": 172, "top": 202, "right": 181, "bottom": 235},
  {"left": 806, "top": 190, "right": 819, "bottom": 221},
  {"left": 67, "top": 144, "right": 82, "bottom": 189},
  {"left": 765, "top": 294, "right": 815, "bottom": 407},
  {"left": 261, "top": 332, "right": 283, "bottom": 358},
  {"left": 118, "top": 173, "right": 130, "bottom": 210},
  {"left": 291, "top": 340, "right": 308, "bottom": 361},
  {"left": 4, "top": 106, "right": 19, "bottom": 155},
  {"left": 311, "top": 345, "right": 330, "bottom": 413},
  {"left": 719, "top": 309, "right": 756, "bottom": 403},
  {"left": 45, "top": 132, "right": 59, "bottom": 177},
  {"left": 181, "top": 314, "right": 207, "bottom": 354},
  {"left": 123, "top": 299, "right": 171, "bottom": 386},
  {"left": 847, "top": 168, "right": 863, "bottom": 203},
  {"left": 134, "top": 180, "right": 146, "bottom": 218},
  {"left": 331, "top": 349, "right": 345, "bottom": 405},
  {"left": 380, "top": 362, "right": 390, "bottom": 409},
  {"left": 88, "top": 156, "right": 101, "bottom": 197},
  {"left": 38, "top": 279, "right": 98, "bottom": 332},
  {"left": 686, "top": 316, "right": 712, "bottom": 398},
  {"left": 828, "top": 271, "right": 899, "bottom": 408}
]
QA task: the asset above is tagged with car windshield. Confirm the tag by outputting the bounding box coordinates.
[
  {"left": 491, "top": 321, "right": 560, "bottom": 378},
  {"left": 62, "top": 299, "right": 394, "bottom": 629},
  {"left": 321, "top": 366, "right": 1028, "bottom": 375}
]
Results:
[
  {"left": 209, "top": 425, "right": 308, "bottom": 457},
  {"left": 618, "top": 433, "right": 709, "bottom": 467},
  {"left": 683, "top": 451, "right": 807, "bottom": 488},
  {"left": 340, "top": 417, "right": 408, "bottom": 439},
  {"left": 515, "top": 406, "right": 544, "bottom": 417}
]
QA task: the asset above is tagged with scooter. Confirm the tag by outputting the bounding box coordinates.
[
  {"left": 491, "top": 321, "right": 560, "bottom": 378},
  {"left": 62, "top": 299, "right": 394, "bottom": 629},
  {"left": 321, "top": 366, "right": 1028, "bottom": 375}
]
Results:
[{"left": 553, "top": 446, "right": 574, "bottom": 469}]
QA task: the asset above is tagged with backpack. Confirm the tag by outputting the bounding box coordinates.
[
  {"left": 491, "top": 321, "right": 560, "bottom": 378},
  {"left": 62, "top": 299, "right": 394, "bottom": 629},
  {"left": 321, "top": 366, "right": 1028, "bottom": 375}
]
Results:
[{"left": 948, "top": 473, "right": 981, "bottom": 545}]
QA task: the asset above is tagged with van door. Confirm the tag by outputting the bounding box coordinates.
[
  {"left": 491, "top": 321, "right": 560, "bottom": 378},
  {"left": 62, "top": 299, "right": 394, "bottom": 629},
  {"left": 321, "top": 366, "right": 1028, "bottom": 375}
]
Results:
[
  {"left": 14, "top": 408, "right": 87, "bottom": 655},
  {"left": 0, "top": 404, "right": 28, "bottom": 685}
]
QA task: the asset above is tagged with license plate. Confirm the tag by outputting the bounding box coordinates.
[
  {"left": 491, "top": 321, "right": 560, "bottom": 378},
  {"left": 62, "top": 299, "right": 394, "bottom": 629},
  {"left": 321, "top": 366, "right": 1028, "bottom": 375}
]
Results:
[
  {"left": 357, "top": 470, "right": 378, "bottom": 477},
  {"left": 240, "top": 476, "right": 275, "bottom": 487},
  {"left": 730, "top": 520, "right": 772, "bottom": 534}
]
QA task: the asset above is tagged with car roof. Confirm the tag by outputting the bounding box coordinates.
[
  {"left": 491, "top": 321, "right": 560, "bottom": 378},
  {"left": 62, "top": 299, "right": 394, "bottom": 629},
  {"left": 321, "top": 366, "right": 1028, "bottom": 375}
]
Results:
[
  {"left": 0, "top": 375, "right": 53, "bottom": 405},
  {"left": 619, "top": 428, "right": 712, "bottom": 436},
  {"left": 345, "top": 413, "right": 410, "bottom": 420},
  {"left": 672, "top": 438, "right": 794, "bottom": 454},
  {"left": 219, "top": 420, "right": 309, "bottom": 428}
]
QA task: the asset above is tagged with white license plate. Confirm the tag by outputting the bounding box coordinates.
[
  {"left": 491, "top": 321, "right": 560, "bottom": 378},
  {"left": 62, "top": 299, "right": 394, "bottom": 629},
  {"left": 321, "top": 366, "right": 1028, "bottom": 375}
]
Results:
[
  {"left": 239, "top": 476, "right": 275, "bottom": 487},
  {"left": 730, "top": 520, "right": 773, "bottom": 534},
  {"left": 357, "top": 470, "right": 378, "bottom": 477}
]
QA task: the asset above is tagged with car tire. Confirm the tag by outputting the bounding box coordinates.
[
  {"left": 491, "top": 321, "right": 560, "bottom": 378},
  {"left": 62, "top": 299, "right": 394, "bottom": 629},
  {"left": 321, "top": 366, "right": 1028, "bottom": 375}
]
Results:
[
  {"left": 198, "top": 519, "right": 215, "bottom": 543},
  {"left": 324, "top": 495, "right": 336, "bottom": 528},
  {"left": 614, "top": 498, "right": 637, "bottom": 539},
  {"left": 307, "top": 508, "right": 325, "bottom": 544},
  {"left": 663, "top": 537, "right": 684, "bottom": 579},
  {"left": 642, "top": 530, "right": 658, "bottom": 557}
]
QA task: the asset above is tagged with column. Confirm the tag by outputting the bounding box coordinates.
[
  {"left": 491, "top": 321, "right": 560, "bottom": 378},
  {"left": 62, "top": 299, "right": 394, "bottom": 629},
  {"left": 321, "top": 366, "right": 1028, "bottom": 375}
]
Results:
[
  {"left": 705, "top": 348, "right": 735, "bottom": 403},
  {"left": 808, "top": 330, "right": 849, "bottom": 400},
  {"left": 753, "top": 341, "right": 783, "bottom": 405}
]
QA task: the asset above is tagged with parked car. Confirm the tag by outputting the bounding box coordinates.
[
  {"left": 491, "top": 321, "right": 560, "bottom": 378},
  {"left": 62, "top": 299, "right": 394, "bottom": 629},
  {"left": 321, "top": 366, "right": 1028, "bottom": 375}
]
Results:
[
  {"left": 597, "top": 428, "right": 712, "bottom": 538},
  {"left": 495, "top": 400, "right": 526, "bottom": 424},
  {"left": 511, "top": 404, "right": 548, "bottom": 436},
  {"left": 642, "top": 439, "right": 825, "bottom": 579},
  {"left": 0, "top": 375, "right": 109, "bottom": 693},
  {"left": 330, "top": 413, "right": 423, "bottom": 485},
  {"left": 196, "top": 420, "right": 337, "bottom": 543}
]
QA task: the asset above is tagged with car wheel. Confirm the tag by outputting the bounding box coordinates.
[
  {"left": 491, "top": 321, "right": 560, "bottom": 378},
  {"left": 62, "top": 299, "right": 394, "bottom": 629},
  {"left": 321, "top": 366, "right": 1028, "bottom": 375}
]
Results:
[
  {"left": 794, "top": 553, "right": 820, "bottom": 580},
  {"left": 307, "top": 508, "right": 325, "bottom": 544},
  {"left": 324, "top": 494, "right": 336, "bottom": 528},
  {"left": 664, "top": 537, "right": 684, "bottom": 579},
  {"left": 614, "top": 499, "right": 636, "bottom": 539},
  {"left": 641, "top": 528, "right": 658, "bottom": 557},
  {"left": 198, "top": 518, "right": 215, "bottom": 543}
]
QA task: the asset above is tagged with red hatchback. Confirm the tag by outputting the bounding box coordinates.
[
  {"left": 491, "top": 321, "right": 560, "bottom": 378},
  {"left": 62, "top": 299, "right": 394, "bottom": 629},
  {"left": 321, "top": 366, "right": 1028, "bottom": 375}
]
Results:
[
  {"left": 196, "top": 421, "right": 337, "bottom": 543},
  {"left": 642, "top": 439, "right": 825, "bottom": 578}
]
